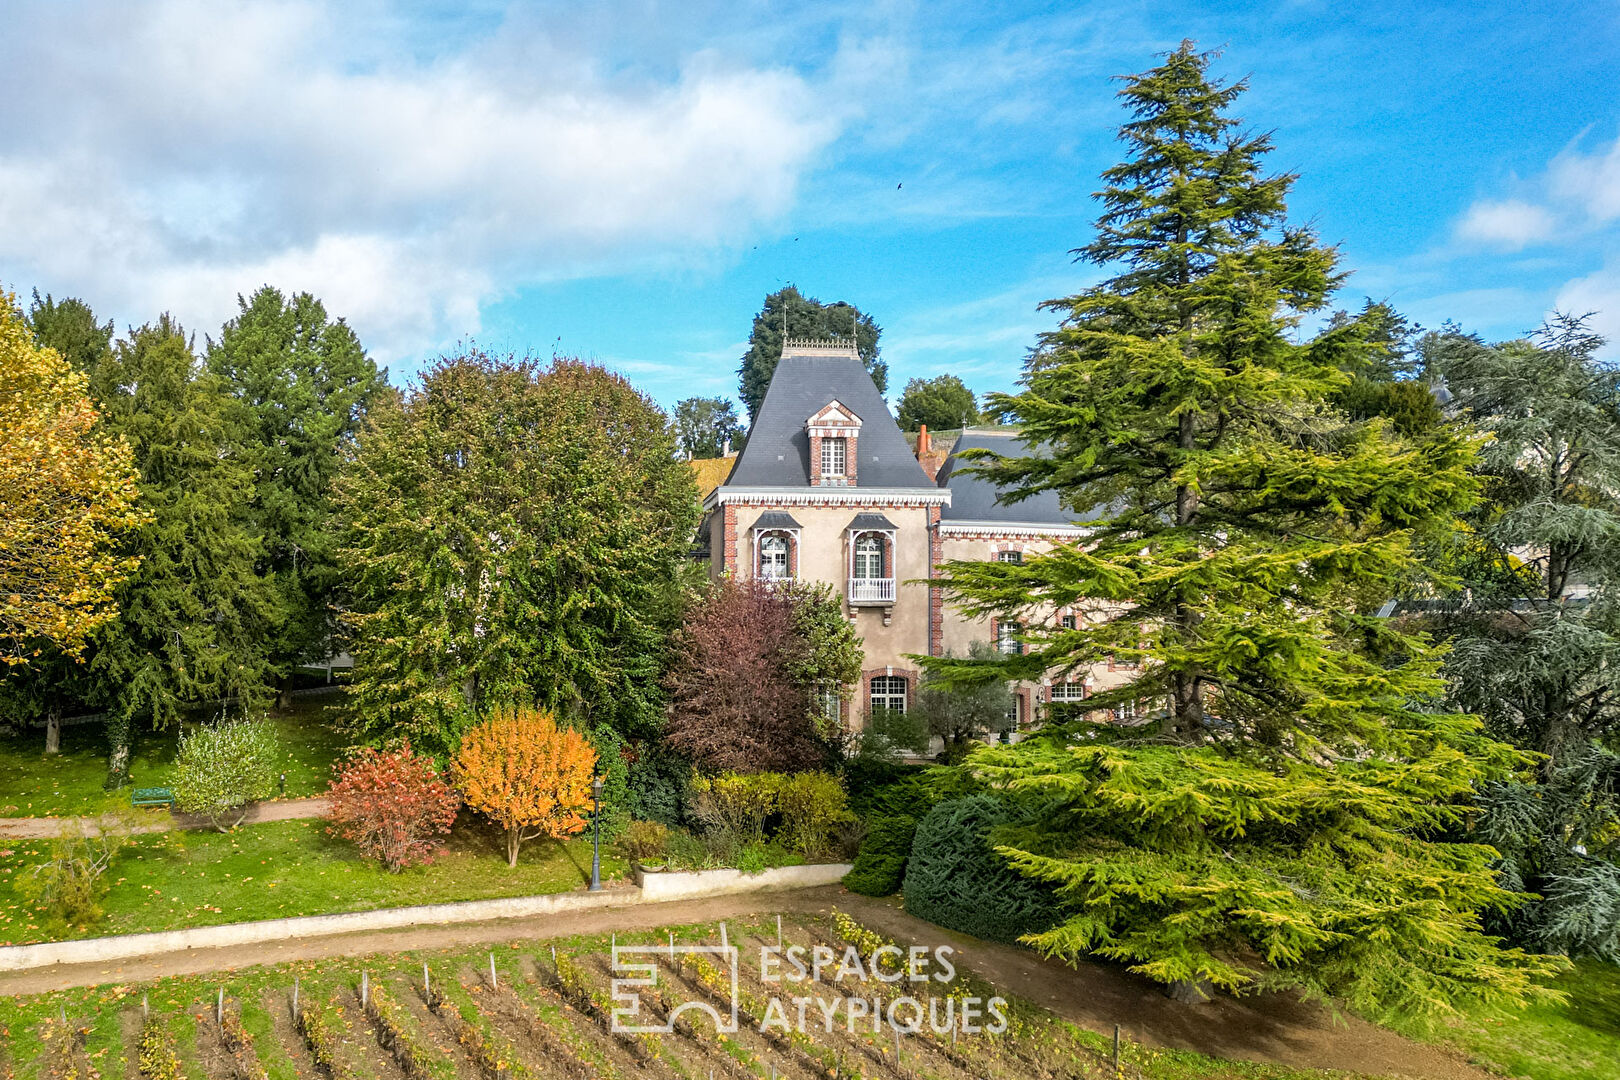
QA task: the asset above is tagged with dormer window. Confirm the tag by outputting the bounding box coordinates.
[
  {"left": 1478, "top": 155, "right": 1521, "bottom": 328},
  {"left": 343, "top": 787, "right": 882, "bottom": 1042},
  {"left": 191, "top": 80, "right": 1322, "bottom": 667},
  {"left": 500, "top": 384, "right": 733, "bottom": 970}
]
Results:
[
  {"left": 821, "top": 437, "right": 848, "bottom": 478},
  {"left": 807, "top": 399, "right": 861, "bottom": 486}
]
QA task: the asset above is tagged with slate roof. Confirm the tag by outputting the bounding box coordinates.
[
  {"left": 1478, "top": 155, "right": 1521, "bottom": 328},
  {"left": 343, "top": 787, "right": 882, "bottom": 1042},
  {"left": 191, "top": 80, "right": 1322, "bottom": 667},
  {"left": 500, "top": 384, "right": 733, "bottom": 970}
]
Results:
[
  {"left": 752, "top": 511, "right": 803, "bottom": 531},
  {"left": 724, "top": 342, "right": 934, "bottom": 490},
  {"left": 847, "top": 512, "right": 898, "bottom": 531},
  {"left": 938, "top": 431, "right": 1104, "bottom": 526}
]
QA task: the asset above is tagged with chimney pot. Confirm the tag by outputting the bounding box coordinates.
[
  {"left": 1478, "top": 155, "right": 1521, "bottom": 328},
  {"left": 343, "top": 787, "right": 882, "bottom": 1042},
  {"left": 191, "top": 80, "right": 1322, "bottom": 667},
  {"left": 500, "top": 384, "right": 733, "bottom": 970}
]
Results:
[{"left": 917, "top": 424, "right": 930, "bottom": 458}]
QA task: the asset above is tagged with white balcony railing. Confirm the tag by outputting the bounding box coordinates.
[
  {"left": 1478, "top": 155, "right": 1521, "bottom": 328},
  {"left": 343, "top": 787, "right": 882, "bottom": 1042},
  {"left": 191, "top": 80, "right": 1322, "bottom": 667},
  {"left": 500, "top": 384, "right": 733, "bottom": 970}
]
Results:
[{"left": 847, "top": 577, "right": 896, "bottom": 604}]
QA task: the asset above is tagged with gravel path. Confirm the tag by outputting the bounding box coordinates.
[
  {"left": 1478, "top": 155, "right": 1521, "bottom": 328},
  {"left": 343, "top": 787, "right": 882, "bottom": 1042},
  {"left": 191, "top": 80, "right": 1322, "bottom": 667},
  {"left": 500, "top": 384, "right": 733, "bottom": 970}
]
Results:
[
  {"left": 0, "top": 796, "right": 330, "bottom": 839},
  {"left": 0, "top": 886, "right": 1490, "bottom": 1080}
]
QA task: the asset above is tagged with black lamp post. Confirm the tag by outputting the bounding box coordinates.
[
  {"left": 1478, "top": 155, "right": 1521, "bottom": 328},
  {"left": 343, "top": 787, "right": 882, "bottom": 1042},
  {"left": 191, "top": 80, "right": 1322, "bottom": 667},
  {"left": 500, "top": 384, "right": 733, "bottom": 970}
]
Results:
[{"left": 589, "top": 774, "right": 604, "bottom": 891}]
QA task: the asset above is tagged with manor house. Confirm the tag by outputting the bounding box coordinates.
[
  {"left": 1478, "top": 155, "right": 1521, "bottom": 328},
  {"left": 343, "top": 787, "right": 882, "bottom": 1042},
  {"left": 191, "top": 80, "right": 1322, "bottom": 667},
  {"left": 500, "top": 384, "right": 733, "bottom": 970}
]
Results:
[{"left": 699, "top": 337, "right": 1135, "bottom": 733}]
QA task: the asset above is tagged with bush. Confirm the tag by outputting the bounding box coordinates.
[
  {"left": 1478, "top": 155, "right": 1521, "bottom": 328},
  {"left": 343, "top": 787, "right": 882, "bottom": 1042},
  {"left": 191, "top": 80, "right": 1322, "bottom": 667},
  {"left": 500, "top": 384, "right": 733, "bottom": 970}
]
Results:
[
  {"left": 845, "top": 759, "right": 939, "bottom": 820},
  {"left": 776, "top": 771, "right": 852, "bottom": 858},
  {"left": 623, "top": 820, "right": 670, "bottom": 864},
  {"left": 843, "top": 814, "right": 917, "bottom": 897},
  {"left": 171, "top": 720, "right": 280, "bottom": 831},
  {"left": 325, "top": 743, "right": 459, "bottom": 872},
  {"left": 454, "top": 705, "right": 597, "bottom": 867},
  {"left": 692, "top": 772, "right": 780, "bottom": 841},
  {"left": 588, "top": 724, "right": 632, "bottom": 843},
  {"left": 903, "top": 795, "right": 1063, "bottom": 944},
  {"left": 17, "top": 815, "right": 133, "bottom": 926},
  {"left": 627, "top": 743, "right": 694, "bottom": 827}
]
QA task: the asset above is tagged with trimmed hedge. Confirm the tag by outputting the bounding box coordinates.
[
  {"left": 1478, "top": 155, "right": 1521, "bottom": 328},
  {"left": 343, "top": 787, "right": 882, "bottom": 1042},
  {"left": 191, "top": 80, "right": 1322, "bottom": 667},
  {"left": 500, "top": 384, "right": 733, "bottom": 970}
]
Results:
[
  {"left": 843, "top": 813, "right": 917, "bottom": 896},
  {"left": 902, "top": 794, "right": 1063, "bottom": 944}
]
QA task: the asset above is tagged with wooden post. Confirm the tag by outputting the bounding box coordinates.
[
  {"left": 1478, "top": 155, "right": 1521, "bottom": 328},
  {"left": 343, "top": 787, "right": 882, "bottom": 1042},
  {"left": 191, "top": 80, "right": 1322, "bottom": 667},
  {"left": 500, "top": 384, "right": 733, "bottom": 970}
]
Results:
[
  {"left": 550, "top": 945, "right": 556, "bottom": 967},
  {"left": 292, "top": 979, "right": 299, "bottom": 1016},
  {"left": 423, "top": 962, "right": 430, "bottom": 998},
  {"left": 719, "top": 921, "right": 728, "bottom": 950},
  {"left": 361, "top": 970, "right": 369, "bottom": 1009},
  {"left": 141, "top": 993, "right": 148, "bottom": 1020},
  {"left": 489, "top": 952, "right": 498, "bottom": 990},
  {"left": 217, "top": 987, "right": 224, "bottom": 1025},
  {"left": 776, "top": 914, "right": 782, "bottom": 948},
  {"left": 1113, "top": 1024, "right": 1121, "bottom": 1070}
]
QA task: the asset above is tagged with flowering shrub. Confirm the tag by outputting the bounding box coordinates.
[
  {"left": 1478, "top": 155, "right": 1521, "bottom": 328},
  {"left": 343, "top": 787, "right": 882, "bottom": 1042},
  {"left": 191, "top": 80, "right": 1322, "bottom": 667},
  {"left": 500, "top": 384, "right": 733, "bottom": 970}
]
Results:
[
  {"left": 326, "top": 744, "right": 459, "bottom": 872},
  {"left": 136, "top": 1015, "right": 184, "bottom": 1080},
  {"left": 776, "top": 771, "right": 852, "bottom": 857}
]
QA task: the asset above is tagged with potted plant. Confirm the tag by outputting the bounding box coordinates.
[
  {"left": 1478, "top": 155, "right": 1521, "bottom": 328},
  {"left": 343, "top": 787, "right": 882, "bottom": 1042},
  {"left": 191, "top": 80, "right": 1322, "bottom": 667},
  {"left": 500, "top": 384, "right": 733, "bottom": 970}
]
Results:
[{"left": 624, "top": 820, "right": 671, "bottom": 873}]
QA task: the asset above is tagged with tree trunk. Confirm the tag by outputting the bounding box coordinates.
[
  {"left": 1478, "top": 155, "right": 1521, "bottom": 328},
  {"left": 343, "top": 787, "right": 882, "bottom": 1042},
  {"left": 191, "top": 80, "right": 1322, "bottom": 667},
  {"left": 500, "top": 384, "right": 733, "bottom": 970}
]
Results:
[
  {"left": 1166, "top": 978, "right": 1213, "bottom": 1004},
  {"left": 44, "top": 709, "right": 60, "bottom": 755},
  {"left": 507, "top": 826, "right": 521, "bottom": 867},
  {"left": 105, "top": 715, "right": 132, "bottom": 790},
  {"left": 276, "top": 681, "right": 294, "bottom": 710}
]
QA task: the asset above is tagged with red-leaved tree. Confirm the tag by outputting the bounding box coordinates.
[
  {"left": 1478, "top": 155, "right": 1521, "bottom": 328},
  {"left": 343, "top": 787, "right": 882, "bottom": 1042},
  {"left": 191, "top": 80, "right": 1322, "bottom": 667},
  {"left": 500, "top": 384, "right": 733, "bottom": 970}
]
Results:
[
  {"left": 664, "top": 579, "right": 853, "bottom": 772},
  {"left": 326, "top": 744, "right": 460, "bottom": 871}
]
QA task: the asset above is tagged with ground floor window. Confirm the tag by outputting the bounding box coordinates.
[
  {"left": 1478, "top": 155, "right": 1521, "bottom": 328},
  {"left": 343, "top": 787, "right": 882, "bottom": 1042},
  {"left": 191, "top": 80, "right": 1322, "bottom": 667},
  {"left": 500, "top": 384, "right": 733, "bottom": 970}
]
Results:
[
  {"left": 819, "top": 683, "right": 842, "bottom": 724},
  {"left": 996, "top": 621, "right": 1022, "bottom": 655},
  {"left": 1050, "top": 682, "right": 1086, "bottom": 702},
  {"left": 870, "top": 675, "right": 908, "bottom": 714}
]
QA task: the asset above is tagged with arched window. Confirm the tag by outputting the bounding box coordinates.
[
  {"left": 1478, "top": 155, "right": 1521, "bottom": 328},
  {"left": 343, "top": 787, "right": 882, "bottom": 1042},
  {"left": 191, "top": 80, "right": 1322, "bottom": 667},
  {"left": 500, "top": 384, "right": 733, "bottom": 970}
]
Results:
[
  {"left": 759, "top": 533, "right": 790, "bottom": 580},
  {"left": 869, "top": 675, "right": 908, "bottom": 715},
  {"left": 853, "top": 534, "right": 884, "bottom": 579}
]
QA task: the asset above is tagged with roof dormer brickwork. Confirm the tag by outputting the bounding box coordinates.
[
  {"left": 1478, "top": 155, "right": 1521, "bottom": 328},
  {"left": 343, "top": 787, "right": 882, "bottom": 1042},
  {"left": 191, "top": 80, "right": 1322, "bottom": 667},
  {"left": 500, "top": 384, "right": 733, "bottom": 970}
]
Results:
[{"left": 807, "top": 399, "right": 862, "bottom": 486}]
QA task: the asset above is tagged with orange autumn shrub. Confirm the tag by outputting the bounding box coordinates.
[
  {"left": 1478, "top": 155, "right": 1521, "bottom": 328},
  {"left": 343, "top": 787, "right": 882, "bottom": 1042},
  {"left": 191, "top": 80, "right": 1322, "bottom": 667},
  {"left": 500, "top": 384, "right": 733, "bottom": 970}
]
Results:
[{"left": 454, "top": 706, "right": 597, "bottom": 866}]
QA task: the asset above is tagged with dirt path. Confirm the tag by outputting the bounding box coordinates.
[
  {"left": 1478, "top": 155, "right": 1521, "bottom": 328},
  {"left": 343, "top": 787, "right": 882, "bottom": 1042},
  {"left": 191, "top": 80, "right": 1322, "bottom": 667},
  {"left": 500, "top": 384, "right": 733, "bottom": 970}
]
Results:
[
  {"left": 0, "top": 796, "right": 329, "bottom": 838},
  {"left": 0, "top": 886, "right": 1489, "bottom": 1080}
]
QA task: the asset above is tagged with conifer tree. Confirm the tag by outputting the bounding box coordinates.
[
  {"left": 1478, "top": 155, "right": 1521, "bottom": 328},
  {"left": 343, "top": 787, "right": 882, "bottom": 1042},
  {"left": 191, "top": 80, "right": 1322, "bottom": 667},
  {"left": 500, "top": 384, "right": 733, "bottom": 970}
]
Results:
[
  {"left": 207, "top": 287, "right": 385, "bottom": 704},
  {"left": 27, "top": 291, "right": 114, "bottom": 373},
  {"left": 924, "top": 43, "right": 1554, "bottom": 1014},
  {"left": 737, "top": 287, "right": 884, "bottom": 419},
  {"left": 85, "top": 317, "right": 278, "bottom": 785}
]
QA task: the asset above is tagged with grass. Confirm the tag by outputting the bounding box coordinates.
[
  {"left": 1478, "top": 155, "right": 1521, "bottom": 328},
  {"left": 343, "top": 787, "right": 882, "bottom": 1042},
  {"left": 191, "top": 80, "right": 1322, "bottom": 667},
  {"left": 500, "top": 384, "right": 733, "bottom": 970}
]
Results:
[
  {"left": 0, "top": 697, "right": 354, "bottom": 818},
  {"left": 0, "top": 816, "right": 629, "bottom": 944},
  {"left": 1392, "top": 959, "right": 1620, "bottom": 1080}
]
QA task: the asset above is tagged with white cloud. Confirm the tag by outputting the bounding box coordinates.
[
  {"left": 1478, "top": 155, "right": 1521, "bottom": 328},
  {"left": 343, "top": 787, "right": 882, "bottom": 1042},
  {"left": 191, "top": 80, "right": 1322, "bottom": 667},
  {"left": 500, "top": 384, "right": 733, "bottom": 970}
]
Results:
[
  {"left": 1555, "top": 265, "right": 1620, "bottom": 347},
  {"left": 0, "top": 1, "right": 840, "bottom": 364},
  {"left": 1454, "top": 199, "right": 1557, "bottom": 250},
  {"left": 1549, "top": 136, "right": 1620, "bottom": 223}
]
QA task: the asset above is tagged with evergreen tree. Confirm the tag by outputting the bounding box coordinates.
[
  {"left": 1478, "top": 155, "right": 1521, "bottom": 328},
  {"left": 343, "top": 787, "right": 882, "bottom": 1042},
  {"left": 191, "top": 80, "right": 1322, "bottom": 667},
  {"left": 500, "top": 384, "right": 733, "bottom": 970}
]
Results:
[
  {"left": 673, "top": 395, "right": 745, "bottom": 457},
  {"left": 1323, "top": 301, "right": 1444, "bottom": 436},
  {"left": 1423, "top": 315, "right": 1620, "bottom": 958},
  {"left": 922, "top": 43, "right": 1550, "bottom": 1014},
  {"left": 737, "top": 287, "right": 884, "bottom": 418},
  {"left": 27, "top": 291, "right": 114, "bottom": 373},
  {"left": 337, "top": 352, "right": 699, "bottom": 753},
  {"left": 85, "top": 317, "right": 279, "bottom": 785},
  {"left": 207, "top": 287, "right": 385, "bottom": 704},
  {"left": 896, "top": 374, "right": 978, "bottom": 432}
]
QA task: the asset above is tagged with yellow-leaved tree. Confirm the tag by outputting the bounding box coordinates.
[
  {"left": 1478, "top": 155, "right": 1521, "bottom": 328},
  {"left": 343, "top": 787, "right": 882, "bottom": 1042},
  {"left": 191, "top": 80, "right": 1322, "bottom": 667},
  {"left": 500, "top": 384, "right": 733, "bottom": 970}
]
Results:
[
  {"left": 454, "top": 706, "right": 597, "bottom": 867},
  {"left": 0, "top": 294, "right": 144, "bottom": 666}
]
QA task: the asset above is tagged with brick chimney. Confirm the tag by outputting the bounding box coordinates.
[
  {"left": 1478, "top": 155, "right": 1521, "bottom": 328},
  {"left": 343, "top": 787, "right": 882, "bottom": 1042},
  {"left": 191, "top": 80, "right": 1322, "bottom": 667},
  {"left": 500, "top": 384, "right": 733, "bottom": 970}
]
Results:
[{"left": 917, "top": 424, "right": 931, "bottom": 459}]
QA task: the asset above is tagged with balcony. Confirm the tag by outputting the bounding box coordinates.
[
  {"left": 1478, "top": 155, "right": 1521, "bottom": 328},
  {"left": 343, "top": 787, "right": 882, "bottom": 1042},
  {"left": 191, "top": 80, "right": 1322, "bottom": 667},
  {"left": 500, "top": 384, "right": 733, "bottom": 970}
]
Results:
[{"left": 847, "top": 577, "right": 896, "bottom": 605}]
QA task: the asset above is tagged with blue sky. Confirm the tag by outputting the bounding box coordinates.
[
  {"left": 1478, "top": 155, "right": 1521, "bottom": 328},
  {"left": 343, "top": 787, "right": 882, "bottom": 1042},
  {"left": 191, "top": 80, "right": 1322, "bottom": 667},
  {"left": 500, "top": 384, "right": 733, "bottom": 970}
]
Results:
[{"left": 3, "top": 1, "right": 1618, "bottom": 414}]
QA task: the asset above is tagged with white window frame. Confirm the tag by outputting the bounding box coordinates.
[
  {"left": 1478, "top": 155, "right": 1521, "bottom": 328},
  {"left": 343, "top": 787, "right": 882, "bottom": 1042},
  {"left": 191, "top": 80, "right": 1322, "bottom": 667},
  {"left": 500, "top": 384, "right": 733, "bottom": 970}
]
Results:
[
  {"left": 996, "top": 621, "right": 1021, "bottom": 656},
  {"left": 1050, "top": 682, "right": 1086, "bottom": 702},
  {"left": 1060, "top": 613, "right": 1078, "bottom": 631},
  {"left": 853, "top": 534, "right": 884, "bottom": 579},
  {"left": 995, "top": 550, "right": 1023, "bottom": 564},
  {"left": 758, "top": 532, "right": 790, "bottom": 580},
  {"left": 1116, "top": 699, "right": 1139, "bottom": 721},
  {"left": 821, "top": 436, "right": 847, "bottom": 477},
  {"left": 870, "top": 675, "right": 907, "bottom": 715}
]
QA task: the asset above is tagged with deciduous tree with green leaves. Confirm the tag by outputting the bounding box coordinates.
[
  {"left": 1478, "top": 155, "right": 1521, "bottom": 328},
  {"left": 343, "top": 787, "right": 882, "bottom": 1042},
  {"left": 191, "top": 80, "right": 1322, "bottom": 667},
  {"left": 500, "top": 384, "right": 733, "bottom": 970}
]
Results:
[
  {"left": 337, "top": 352, "right": 698, "bottom": 753},
  {"left": 737, "top": 287, "right": 884, "bottom": 419},
  {"left": 922, "top": 43, "right": 1553, "bottom": 1015},
  {"left": 85, "top": 317, "right": 279, "bottom": 787},
  {"left": 896, "top": 374, "right": 978, "bottom": 432},
  {"left": 207, "top": 287, "right": 386, "bottom": 705},
  {"left": 673, "top": 395, "right": 745, "bottom": 457}
]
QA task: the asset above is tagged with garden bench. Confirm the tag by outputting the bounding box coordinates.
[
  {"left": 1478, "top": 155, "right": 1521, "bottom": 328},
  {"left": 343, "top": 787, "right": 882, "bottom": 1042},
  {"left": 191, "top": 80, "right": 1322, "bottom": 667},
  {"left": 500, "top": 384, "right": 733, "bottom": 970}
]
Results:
[{"left": 131, "top": 787, "right": 176, "bottom": 809}]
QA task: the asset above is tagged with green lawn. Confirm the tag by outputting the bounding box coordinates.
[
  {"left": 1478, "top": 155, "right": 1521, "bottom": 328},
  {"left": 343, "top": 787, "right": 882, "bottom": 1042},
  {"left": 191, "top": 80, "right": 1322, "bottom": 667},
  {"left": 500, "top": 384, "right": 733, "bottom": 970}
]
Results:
[
  {"left": 0, "top": 816, "right": 629, "bottom": 944},
  {"left": 1392, "top": 960, "right": 1620, "bottom": 1080},
  {"left": 0, "top": 697, "right": 353, "bottom": 818}
]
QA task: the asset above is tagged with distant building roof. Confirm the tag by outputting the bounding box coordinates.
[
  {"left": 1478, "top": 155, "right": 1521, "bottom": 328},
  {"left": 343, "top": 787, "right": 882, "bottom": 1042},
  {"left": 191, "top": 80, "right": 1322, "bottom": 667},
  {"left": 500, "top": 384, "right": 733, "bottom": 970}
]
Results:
[
  {"left": 937, "top": 430, "right": 1104, "bottom": 528},
  {"left": 723, "top": 340, "right": 933, "bottom": 490},
  {"left": 688, "top": 456, "right": 735, "bottom": 500}
]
